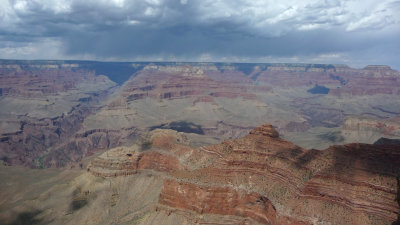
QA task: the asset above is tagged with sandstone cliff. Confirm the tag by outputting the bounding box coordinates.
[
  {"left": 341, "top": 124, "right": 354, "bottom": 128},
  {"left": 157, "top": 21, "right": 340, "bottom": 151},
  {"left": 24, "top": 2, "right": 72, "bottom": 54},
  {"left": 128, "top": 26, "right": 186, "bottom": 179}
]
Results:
[{"left": 80, "top": 125, "right": 400, "bottom": 225}]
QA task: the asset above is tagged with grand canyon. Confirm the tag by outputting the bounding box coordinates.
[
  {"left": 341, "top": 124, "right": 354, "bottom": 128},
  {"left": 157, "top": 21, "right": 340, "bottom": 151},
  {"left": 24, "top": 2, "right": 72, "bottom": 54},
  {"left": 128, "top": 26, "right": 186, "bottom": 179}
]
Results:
[{"left": 0, "top": 60, "right": 399, "bottom": 225}]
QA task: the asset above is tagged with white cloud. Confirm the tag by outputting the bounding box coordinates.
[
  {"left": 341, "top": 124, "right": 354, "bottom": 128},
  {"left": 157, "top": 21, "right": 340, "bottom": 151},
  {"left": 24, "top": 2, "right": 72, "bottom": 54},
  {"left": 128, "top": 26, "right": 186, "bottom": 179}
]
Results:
[
  {"left": 0, "top": 0, "right": 398, "bottom": 68},
  {"left": 0, "top": 38, "right": 64, "bottom": 59},
  {"left": 265, "top": 6, "right": 297, "bottom": 24},
  {"left": 144, "top": 7, "right": 158, "bottom": 16},
  {"left": 11, "top": 0, "right": 72, "bottom": 13},
  {"left": 111, "top": 0, "right": 125, "bottom": 8},
  {"left": 42, "top": 0, "right": 72, "bottom": 13},
  {"left": 126, "top": 19, "right": 140, "bottom": 25},
  {"left": 13, "top": 0, "right": 28, "bottom": 11},
  {"left": 298, "top": 23, "right": 324, "bottom": 31}
]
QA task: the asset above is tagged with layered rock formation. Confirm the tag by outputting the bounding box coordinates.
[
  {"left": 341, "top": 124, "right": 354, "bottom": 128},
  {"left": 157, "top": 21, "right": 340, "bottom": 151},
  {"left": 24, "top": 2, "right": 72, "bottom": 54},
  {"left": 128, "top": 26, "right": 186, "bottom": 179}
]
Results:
[
  {"left": 86, "top": 62, "right": 400, "bottom": 150},
  {"left": 159, "top": 179, "right": 277, "bottom": 225},
  {"left": 120, "top": 64, "right": 259, "bottom": 105},
  {"left": 80, "top": 124, "right": 400, "bottom": 225},
  {"left": 252, "top": 64, "right": 400, "bottom": 97},
  {"left": 0, "top": 61, "right": 117, "bottom": 167},
  {"left": 2, "top": 60, "right": 400, "bottom": 168},
  {"left": 81, "top": 63, "right": 272, "bottom": 146},
  {"left": 87, "top": 129, "right": 190, "bottom": 177},
  {"left": 341, "top": 116, "right": 400, "bottom": 144},
  {"left": 0, "top": 63, "right": 109, "bottom": 98}
]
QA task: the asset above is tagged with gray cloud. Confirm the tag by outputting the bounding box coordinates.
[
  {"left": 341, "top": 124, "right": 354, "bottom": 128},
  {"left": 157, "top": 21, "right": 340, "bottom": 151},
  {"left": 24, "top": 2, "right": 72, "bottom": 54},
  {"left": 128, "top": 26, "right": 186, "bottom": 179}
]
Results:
[{"left": 0, "top": 0, "right": 399, "bottom": 68}]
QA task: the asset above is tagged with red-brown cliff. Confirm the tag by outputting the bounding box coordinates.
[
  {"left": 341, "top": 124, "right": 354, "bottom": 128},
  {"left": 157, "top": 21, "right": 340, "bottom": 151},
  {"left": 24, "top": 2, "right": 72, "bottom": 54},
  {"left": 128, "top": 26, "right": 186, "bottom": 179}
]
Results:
[
  {"left": 159, "top": 179, "right": 277, "bottom": 225},
  {"left": 88, "top": 124, "right": 400, "bottom": 224}
]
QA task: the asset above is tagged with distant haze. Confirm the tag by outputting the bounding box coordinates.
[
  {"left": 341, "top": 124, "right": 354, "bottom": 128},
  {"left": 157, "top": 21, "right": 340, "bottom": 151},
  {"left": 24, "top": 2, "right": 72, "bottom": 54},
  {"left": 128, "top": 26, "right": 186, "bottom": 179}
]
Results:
[{"left": 0, "top": 0, "right": 399, "bottom": 69}]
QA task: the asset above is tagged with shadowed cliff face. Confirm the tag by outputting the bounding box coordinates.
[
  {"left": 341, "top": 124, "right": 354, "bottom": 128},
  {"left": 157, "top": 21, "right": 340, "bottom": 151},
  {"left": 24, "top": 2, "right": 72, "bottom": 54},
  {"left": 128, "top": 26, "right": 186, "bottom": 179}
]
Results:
[
  {"left": 0, "top": 62, "right": 119, "bottom": 168},
  {"left": 393, "top": 172, "right": 400, "bottom": 225},
  {"left": 150, "top": 121, "right": 204, "bottom": 134}
]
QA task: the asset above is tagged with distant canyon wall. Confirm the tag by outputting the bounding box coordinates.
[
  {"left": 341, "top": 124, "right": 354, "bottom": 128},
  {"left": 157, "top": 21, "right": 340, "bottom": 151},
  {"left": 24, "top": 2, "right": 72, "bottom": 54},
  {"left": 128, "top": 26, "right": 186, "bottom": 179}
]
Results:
[{"left": 1, "top": 60, "right": 400, "bottom": 168}]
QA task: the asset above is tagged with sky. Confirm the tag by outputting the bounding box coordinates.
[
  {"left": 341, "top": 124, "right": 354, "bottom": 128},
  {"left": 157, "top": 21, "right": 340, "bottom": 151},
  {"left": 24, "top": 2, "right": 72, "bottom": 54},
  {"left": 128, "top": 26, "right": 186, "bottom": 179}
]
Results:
[{"left": 0, "top": 0, "right": 399, "bottom": 69}]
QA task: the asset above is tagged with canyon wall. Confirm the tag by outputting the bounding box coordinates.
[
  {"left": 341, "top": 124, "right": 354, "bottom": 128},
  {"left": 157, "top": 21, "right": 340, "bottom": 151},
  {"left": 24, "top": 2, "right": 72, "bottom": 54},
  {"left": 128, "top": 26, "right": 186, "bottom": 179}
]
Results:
[
  {"left": 79, "top": 125, "right": 400, "bottom": 225},
  {"left": 1, "top": 60, "right": 400, "bottom": 168}
]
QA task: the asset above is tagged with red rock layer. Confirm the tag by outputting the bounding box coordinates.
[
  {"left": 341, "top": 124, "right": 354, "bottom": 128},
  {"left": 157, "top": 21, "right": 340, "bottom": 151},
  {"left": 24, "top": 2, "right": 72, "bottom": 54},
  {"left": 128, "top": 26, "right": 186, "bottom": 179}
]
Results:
[
  {"left": 253, "top": 64, "right": 400, "bottom": 96},
  {"left": 87, "top": 129, "right": 190, "bottom": 177},
  {"left": 172, "top": 125, "right": 399, "bottom": 224},
  {"left": 298, "top": 143, "right": 400, "bottom": 222},
  {"left": 159, "top": 179, "right": 277, "bottom": 225},
  {"left": 88, "top": 124, "right": 400, "bottom": 224},
  {"left": 120, "top": 65, "right": 261, "bottom": 103},
  {"left": 87, "top": 150, "right": 185, "bottom": 177},
  {"left": 136, "top": 152, "right": 184, "bottom": 172},
  {"left": 249, "top": 124, "right": 279, "bottom": 137},
  {"left": 0, "top": 65, "right": 108, "bottom": 97}
]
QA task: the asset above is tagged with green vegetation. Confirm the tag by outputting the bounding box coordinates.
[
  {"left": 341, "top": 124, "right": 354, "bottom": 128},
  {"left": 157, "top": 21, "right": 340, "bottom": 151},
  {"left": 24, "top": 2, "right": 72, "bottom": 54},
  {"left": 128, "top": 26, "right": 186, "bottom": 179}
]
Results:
[
  {"left": 36, "top": 154, "right": 47, "bottom": 169},
  {"left": 302, "top": 170, "right": 314, "bottom": 182}
]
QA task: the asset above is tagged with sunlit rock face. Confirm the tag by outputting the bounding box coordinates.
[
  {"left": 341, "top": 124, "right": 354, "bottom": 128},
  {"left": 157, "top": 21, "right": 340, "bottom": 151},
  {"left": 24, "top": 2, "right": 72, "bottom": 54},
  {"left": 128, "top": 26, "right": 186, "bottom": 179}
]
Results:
[
  {"left": 79, "top": 125, "right": 400, "bottom": 225},
  {"left": 158, "top": 179, "right": 277, "bottom": 225}
]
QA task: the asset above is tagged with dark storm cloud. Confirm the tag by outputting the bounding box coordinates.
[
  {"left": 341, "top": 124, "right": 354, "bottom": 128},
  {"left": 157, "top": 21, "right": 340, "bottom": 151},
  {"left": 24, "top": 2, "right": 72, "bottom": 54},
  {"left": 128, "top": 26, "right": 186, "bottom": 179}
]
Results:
[{"left": 0, "top": 0, "right": 399, "bottom": 68}]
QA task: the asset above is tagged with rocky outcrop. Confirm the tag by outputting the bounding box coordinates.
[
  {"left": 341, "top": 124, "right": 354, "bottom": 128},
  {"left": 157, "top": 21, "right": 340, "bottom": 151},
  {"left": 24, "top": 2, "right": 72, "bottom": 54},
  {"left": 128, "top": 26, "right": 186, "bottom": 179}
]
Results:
[
  {"left": 87, "top": 124, "right": 400, "bottom": 224},
  {"left": 87, "top": 149, "right": 184, "bottom": 177},
  {"left": 87, "top": 129, "right": 188, "bottom": 177},
  {"left": 249, "top": 124, "right": 279, "bottom": 137},
  {"left": 185, "top": 125, "right": 400, "bottom": 224},
  {"left": 137, "top": 152, "right": 184, "bottom": 172},
  {"left": 159, "top": 179, "right": 277, "bottom": 225},
  {"left": 87, "top": 147, "right": 137, "bottom": 177}
]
